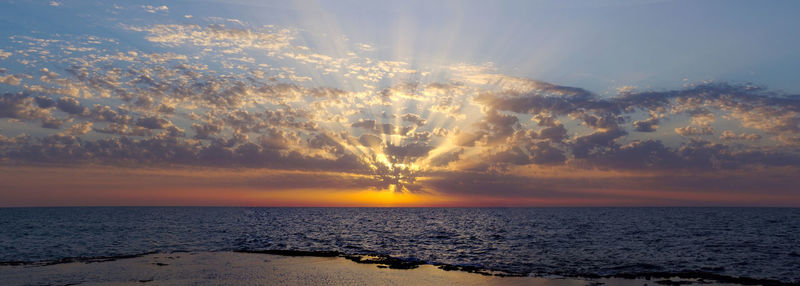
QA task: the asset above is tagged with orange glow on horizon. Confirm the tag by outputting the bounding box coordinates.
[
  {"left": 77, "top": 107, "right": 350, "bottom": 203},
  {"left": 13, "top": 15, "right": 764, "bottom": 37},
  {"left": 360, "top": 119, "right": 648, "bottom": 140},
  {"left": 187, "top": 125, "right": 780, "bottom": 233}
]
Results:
[{"left": 2, "top": 165, "right": 800, "bottom": 207}]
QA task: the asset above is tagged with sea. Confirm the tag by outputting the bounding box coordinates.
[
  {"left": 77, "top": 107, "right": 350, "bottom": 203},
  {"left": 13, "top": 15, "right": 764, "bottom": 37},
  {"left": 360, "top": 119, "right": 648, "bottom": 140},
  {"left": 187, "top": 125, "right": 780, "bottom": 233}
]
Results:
[{"left": 0, "top": 207, "right": 798, "bottom": 283}]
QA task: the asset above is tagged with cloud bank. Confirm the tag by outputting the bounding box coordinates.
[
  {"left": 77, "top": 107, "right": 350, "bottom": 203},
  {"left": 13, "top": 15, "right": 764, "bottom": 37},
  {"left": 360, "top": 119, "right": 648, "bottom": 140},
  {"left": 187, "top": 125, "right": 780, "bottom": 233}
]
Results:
[{"left": 1, "top": 3, "right": 799, "bottom": 205}]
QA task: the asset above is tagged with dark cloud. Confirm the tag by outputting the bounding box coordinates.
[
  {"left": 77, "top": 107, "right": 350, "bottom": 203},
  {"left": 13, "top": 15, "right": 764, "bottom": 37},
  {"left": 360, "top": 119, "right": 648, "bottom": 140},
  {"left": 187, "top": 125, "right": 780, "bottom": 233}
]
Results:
[
  {"left": 34, "top": 96, "right": 56, "bottom": 109},
  {"left": 577, "top": 112, "right": 624, "bottom": 130},
  {"left": 56, "top": 97, "right": 87, "bottom": 115},
  {"left": 2, "top": 133, "right": 371, "bottom": 174},
  {"left": 192, "top": 122, "right": 223, "bottom": 139},
  {"left": 478, "top": 109, "right": 519, "bottom": 145},
  {"left": 537, "top": 124, "right": 568, "bottom": 142},
  {"left": 400, "top": 113, "right": 426, "bottom": 126},
  {"left": 65, "top": 122, "right": 94, "bottom": 135},
  {"left": 1, "top": 93, "right": 49, "bottom": 120},
  {"left": 476, "top": 82, "right": 800, "bottom": 141},
  {"left": 351, "top": 119, "right": 376, "bottom": 129},
  {"left": 529, "top": 142, "right": 567, "bottom": 165},
  {"left": 384, "top": 142, "right": 433, "bottom": 160},
  {"left": 258, "top": 127, "right": 297, "bottom": 150},
  {"left": 488, "top": 146, "right": 533, "bottom": 167},
  {"left": 428, "top": 148, "right": 464, "bottom": 167},
  {"left": 474, "top": 83, "right": 605, "bottom": 116},
  {"left": 88, "top": 105, "right": 132, "bottom": 124},
  {"left": 40, "top": 117, "right": 67, "bottom": 129},
  {"left": 573, "top": 138, "right": 800, "bottom": 171},
  {"left": 465, "top": 82, "right": 800, "bottom": 174},
  {"left": 135, "top": 116, "right": 173, "bottom": 129},
  {"left": 633, "top": 117, "right": 659, "bottom": 132},
  {"left": 358, "top": 134, "right": 382, "bottom": 148},
  {"left": 405, "top": 131, "right": 432, "bottom": 143},
  {"left": 576, "top": 139, "right": 683, "bottom": 170},
  {"left": 571, "top": 129, "right": 627, "bottom": 159},
  {"left": 307, "top": 132, "right": 347, "bottom": 155}
]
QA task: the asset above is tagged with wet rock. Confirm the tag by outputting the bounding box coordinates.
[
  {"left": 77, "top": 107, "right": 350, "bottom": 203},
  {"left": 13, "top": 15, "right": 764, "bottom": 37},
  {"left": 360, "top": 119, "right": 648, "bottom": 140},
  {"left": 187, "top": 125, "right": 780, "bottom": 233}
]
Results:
[
  {"left": 236, "top": 249, "right": 341, "bottom": 257},
  {"left": 343, "top": 254, "right": 424, "bottom": 270}
]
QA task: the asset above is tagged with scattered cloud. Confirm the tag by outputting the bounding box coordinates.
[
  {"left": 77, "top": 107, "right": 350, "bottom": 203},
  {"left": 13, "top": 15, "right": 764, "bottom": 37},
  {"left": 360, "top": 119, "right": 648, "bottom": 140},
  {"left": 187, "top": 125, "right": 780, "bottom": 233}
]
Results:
[
  {"left": 142, "top": 5, "right": 168, "bottom": 13},
  {"left": 1, "top": 12, "right": 799, "bottom": 203}
]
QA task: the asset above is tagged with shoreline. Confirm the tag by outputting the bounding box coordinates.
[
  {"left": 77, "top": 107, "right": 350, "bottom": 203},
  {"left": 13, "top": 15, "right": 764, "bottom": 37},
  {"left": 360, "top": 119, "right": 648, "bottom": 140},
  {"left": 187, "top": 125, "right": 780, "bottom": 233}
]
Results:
[{"left": 0, "top": 251, "right": 792, "bottom": 286}]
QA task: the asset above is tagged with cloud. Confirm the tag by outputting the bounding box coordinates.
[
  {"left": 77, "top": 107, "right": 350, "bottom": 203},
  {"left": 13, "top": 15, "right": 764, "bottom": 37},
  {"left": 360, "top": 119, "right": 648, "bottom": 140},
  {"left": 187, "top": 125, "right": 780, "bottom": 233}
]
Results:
[
  {"left": 478, "top": 109, "right": 520, "bottom": 145},
  {"left": 41, "top": 117, "right": 68, "bottom": 129},
  {"left": 400, "top": 113, "right": 427, "bottom": 126},
  {"left": 192, "top": 122, "right": 223, "bottom": 139},
  {"left": 633, "top": 117, "right": 659, "bottom": 132},
  {"left": 453, "top": 130, "right": 484, "bottom": 147},
  {"left": 129, "top": 24, "right": 292, "bottom": 53},
  {"left": 536, "top": 124, "right": 568, "bottom": 142},
  {"left": 0, "top": 93, "right": 52, "bottom": 121},
  {"left": 421, "top": 167, "right": 800, "bottom": 206},
  {"left": 720, "top": 130, "right": 761, "bottom": 141},
  {"left": 94, "top": 123, "right": 152, "bottom": 136},
  {"left": 529, "top": 142, "right": 567, "bottom": 165},
  {"left": 65, "top": 121, "right": 93, "bottom": 135},
  {"left": 473, "top": 81, "right": 597, "bottom": 116},
  {"left": 142, "top": 5, "right": 168, "bottom": 13},
  {"left": 34, "top": 96, "right": 56, "bottom": 108},
  {"left": 0, "top": 49, "right": 11, "bottom": 59},
  {"left": 56, "top": 97, "right": 88, "bottom": 115},
  {"left": 576, "top": 139, "right": 683, "bottom": 170},
  {"left": 0, "top": 74, "right": 22, "bottom": 86},
  {"left": 428, "top": 148, "right": 464, "bottom": 167},
  {"left": 308, "top": 87, "right": 347, "bottom": 100},
  {"left": 358, "top": 134, "right": 382, "bottom": 148},
  {"left": 2, "top": 13, "right": 800, "bottom": 202},
  {"left": 384, "top": 142, "right": 433, "bottom": 160},
  {"left": 571, "top": 129, "right": 627, "bottom": 159},
  {"left": 88, "top": 105, "right": 132, "bottom": 124},
  {"left": 351, "top": 119, "right": 412, "bottom": 135},
  {"left": 3, "top": 132, "right": 371, "bottom": 173},
  {"left": 4, "top": 60, "right": 799, "bottom": 182},
  {"left": 135, "top": 116, "right": 173, "bottom": 129},
  {"left": 675, "top": 125, "right": 713, "bottom": 136},
  {"left": 258, "top": 127, "right": 299, "bottom": 150},
  {"left": 356, "top": 43, "right": 374, "bottom": 52}
]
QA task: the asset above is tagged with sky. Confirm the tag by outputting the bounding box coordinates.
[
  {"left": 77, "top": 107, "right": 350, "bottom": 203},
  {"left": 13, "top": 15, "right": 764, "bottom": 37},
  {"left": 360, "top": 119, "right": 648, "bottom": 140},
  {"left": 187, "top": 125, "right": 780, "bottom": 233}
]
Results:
[{"left": 1, "top": 0, "right": 800, "bottom": 207}]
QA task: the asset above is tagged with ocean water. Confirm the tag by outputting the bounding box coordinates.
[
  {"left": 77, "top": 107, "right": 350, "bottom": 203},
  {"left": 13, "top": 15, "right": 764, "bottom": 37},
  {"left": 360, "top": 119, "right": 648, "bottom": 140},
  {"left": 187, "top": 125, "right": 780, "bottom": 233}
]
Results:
[{"left": 0, "top": 207, "right": 798, "bottom": 283}]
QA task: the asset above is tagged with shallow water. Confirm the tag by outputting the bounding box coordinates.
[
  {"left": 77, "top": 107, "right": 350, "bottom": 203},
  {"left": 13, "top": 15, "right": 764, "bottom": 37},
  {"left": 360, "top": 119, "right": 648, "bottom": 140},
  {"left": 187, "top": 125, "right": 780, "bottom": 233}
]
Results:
[{"left": 1, "top": 207, "right": 798, "bottom": 283}]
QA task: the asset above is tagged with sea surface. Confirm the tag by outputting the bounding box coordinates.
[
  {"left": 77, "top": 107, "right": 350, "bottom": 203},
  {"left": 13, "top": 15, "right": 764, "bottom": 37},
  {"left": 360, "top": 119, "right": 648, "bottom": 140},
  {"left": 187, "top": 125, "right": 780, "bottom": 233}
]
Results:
[{"left": 1, "top": 207, "right": 798, "bottom": 283}]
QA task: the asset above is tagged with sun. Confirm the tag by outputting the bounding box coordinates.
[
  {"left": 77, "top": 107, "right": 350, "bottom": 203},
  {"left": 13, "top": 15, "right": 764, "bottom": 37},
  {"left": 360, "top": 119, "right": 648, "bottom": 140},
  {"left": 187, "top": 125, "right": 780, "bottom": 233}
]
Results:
[{"left": 370, "top": 153, "right": 421, "bottom": 193}]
